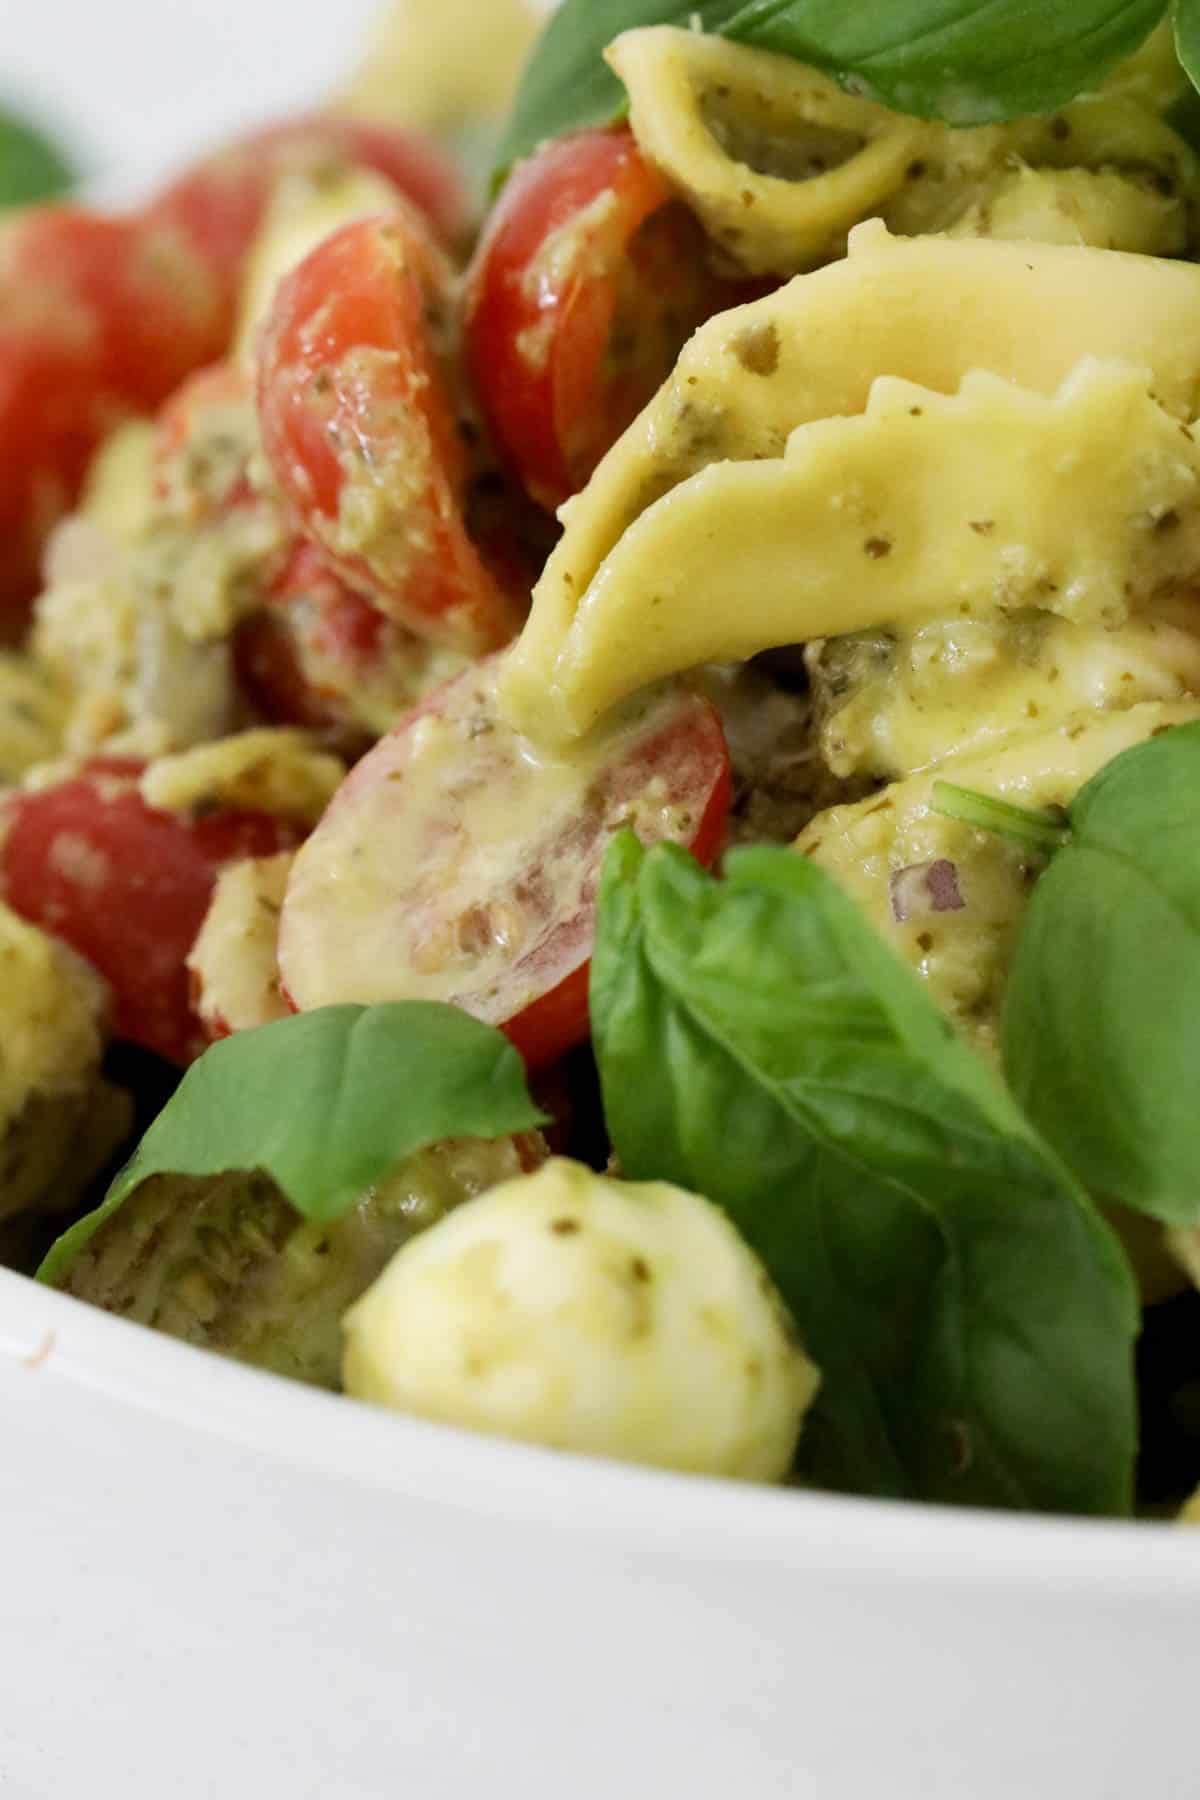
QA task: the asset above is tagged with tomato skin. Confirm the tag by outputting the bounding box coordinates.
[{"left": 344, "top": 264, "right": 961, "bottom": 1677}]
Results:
[
  {"left": 0, "top": 760, "right": 304, "bottom": 1065},
  {"left": 0, "top": 209, "right": 227, "bottom": 632},
  {"left": 257, "top": 213, "right": 521, "bottom": 654},
  {"left": 147, "top": 115, "right": 467, "bottom": 320},
  {"left": 278, "top": 660, "right": 732, "bottom": 1071},
  {"left": 465, "top": 128, "right": 744, "bottom": 513}
]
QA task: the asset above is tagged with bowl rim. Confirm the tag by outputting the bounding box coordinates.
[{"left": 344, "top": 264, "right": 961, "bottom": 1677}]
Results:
[{"left": 4, "top": 1263, "right": 1198, "bottom": 1592}]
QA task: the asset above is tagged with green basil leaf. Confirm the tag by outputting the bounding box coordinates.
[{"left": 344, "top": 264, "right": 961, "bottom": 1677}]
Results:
[
  {"left": 495, "top": 0, "right": 1166, "bottom": 179},
  {"left": 591, "top": 834, "right": 1136, "bottom": 1515},
  {"left": 495, "top": 2, "right": 732, "bottom": 181},
  {"left": 1004, "top": 720, "right": 1200, "bottom": 1227},
  {"left": 39, "top": 1002, "right": 547, "bottom": 1285},
  {"left": 1175, "top": 0, "right": 1200, "bottom": 109},
  {"left": 0, "top": 107, "right": 75, "bottom": 206}
]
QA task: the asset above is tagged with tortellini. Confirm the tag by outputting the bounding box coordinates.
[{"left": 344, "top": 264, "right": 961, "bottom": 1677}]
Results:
[
  {"left": 607, "top": 27, "right": 929, "bottom": 275},
  {"left": 809, "top": 595, "right": 1200, "bottom": 782},
  {"left": 336, "top": 0, "right": 540, "bottom": 134},
  {"left": 797, "top": 697, "right": 1200, "bottom": 1305},
  {"left": 0, "top": 905, "right": 130, "bottom": 1224},
  {"left": 0, "top": 653, "right": 67, "bottom": 783},
  {"left": 138, "top": 728, "right": 345, "bottom": 826},
  {"left": 500, "top": 225, "right": 1200, "bottom": 745},
  {"left": 608, "top": 27, "right": 1200, "bottom": 275},
  {"left": 797, "top": 699, "right": 1200, "bottom": 1058},
  {"left": 186, "top": 852, "right": 295, "bottom": 1039}
]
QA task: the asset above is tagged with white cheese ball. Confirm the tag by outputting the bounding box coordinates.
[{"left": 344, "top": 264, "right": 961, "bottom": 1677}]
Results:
[{"left": 342, "top": 1158, "right": 818, "bottom": 1482}]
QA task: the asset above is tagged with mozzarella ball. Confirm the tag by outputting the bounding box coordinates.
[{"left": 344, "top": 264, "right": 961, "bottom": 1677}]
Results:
[{"left": 342, "top": 1157, "right": 818, "bottom": 1482}]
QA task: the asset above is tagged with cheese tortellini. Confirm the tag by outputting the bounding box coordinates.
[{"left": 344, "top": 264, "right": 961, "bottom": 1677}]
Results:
[
  {"left": 501, "top": 225, "right": 1200, "bottom": 744},
  {"left": 607, "top": 26, "right": 1200, "bottom": 276},
  {"left": 0, "top": 905, "right": 130, "bottom": 1224},
  {"left": 796, "top": 698, "right": 1200, "bottom": 1059}
]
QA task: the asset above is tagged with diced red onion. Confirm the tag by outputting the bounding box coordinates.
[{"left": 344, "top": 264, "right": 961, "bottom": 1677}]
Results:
[{"left": 889, "top": 858, "right": 965, "bottom": 924}]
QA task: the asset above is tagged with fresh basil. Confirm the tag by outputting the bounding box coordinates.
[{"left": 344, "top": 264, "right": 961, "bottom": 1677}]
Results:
[
  {"left": 39, "top": 1003, "right": 547, "bottom": 1285},
  {"left": 1004, "top": 721, "right": 1200, "bottom": 1228},
  {"left": 495, "top": 0, "right": 1167, "bottom": 179},
  {"left": 590, "top": 834, "right": 1136, "bottom": 1515},
  {"left": 0, "top": 107, "right": 75, "bottom": 206},
  {"left": 1176, "top": 0, "right": 1200, "bottom": 108}
]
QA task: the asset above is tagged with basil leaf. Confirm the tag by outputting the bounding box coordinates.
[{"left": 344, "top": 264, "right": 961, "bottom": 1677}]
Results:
[
  {"left": 496, "top": 0, "right": 1166, "bottom": 178},
  {"left": 1176, "top": 0, "right": 1200, "bottom": 108},
  {"left": 0, "top": 107, "right": 75, "bottom": 206},
  {"left": 1004, "top": 720, "right": 1200, "bottom": 1227},
  {"left": 591, "top": 835, "right": 1136, "bottom": 1515},
  {"left": 496, "top": 2, "right": 735, "bottom": 180},
  {"left": 39, "top": 1003, "right": 547, "bottom": 1284}
]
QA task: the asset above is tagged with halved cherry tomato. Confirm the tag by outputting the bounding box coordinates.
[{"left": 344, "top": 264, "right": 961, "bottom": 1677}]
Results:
[
  {"left": 236, "top": 540, "right": 446, "bottom": 743},
  {"left": 151, "top": 360, "right": 259, "bottom": 520},
  {"left": 0, "top": 760, "right": 304, "bottom": 1064},
  {"left": 465, "top": 128, "right": 746, "bottom": 513},
  {"left": 0, "top": 209, "right": 227, "bottom": 632},
  {"left": 277, "top": 658, "right": 731, "bottom": 1069},
  {"left": 257, "top": 212, "right": 522, "bottom": 654},
  {"left": 147, "top": 114, "right": 467, "bottom": 327},
  {"left": 0, "top": 120, "right": 464, "bottom": 635}
]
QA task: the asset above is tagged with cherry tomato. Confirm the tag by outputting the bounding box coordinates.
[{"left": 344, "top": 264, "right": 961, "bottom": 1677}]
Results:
[
  {"left": 465, "top": 128, "right": 745, "bottom": 513},
  {"left": 0, "top": 209, "right": 227, "bottom": 632},
  {"left": 277, "top": 659, "right": 731, "bottom": 1070},
  {"left": 151, "top": 360, "right": 260, "bottom": 520},
  {"left": 0, "top": 119, "right": 463, "bottom": 638},
  {"left": 0, "top": 760, "right": 304, "bottom": 1064},
  {"left": 147, "top": 114, "right": 467, "bottom": 325},
  {"left": 257, "top": 212, "right": 522, "bottom": 654},
  {"left": 236, "top": 541, "right": 447, "bottom": 743}
]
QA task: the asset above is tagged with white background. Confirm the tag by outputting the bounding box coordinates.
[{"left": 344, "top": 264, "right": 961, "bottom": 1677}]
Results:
[{"left": 0, "top": 0, "right": 384, "bottom": 182}]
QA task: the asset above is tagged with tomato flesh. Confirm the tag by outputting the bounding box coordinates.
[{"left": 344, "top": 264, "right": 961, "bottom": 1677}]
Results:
[
  {"left": 0, "top": 760, "right": 304, "bottom": 1065},
  {"left": 278, "top": 659, "right": 731, "bottom": 1070},
  {"left": 257, "top": 213, "right": 521, "bottom": 654}
]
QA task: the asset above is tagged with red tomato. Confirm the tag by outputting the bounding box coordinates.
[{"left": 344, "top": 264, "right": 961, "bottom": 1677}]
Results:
[
  {"left": 0, "top": 118, "right": 463, "bottom": 638},
  {"left": 257, "top": 212, "right": 522, "bottom": 655},
  {"left": 277, "top": 659, "right": 731, "bottom": 1069},
  {"left": 0, "top": 760, "right": 305, "bottom": 1064},
  {"left": 465, "top": 128, "right": 745, "bottom": 513},
  {"left": 151, "top": 360, "right": 259, "bottom": 519},
  {"left": 0, "top": 209, "right": 227, "bottom": 633},
  {"left": 147, "top": 114, "right": 467, "bottom": 324},
  {"left": 236, "top": 541, "right": 428, "bottom": 741}
]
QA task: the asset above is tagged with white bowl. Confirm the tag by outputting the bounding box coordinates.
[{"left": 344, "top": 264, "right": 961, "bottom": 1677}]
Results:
[
  {"left": 2, "top": 15, "right": 1198, "bottom": 1792},
  {"left": 2, "top": 1262, "right": 1197, "bottom": 1798}
]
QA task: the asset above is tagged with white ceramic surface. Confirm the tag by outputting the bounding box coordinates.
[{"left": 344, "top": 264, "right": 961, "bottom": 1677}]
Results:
[
  {"left": 0, "top": 0, "right": 381, "bottom": 178},
  {"left": 2, "top": 1264, "right": 1199, "bottom": 1799}
]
